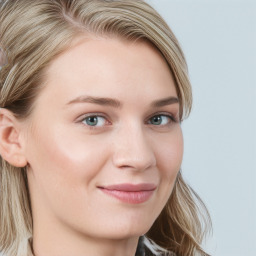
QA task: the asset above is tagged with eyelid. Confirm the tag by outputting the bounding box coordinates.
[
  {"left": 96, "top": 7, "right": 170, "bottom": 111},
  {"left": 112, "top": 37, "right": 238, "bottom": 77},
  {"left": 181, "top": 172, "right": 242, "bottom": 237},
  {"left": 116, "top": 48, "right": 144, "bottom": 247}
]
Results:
[
  {"left": 76, "top": 113, "right": 112, "bottom": 127},
  {"left": 146, "top": 112, "right": 179, "bottom": 124},
  {"left": 75, "top": 111, "right": 179, "bottom": 130}
]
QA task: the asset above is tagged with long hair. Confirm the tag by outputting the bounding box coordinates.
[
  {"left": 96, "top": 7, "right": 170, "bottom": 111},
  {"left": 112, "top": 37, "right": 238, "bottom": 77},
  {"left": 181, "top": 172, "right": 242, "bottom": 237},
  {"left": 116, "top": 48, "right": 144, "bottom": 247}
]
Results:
[{"left": 0, "top": 1, "right": 211, "bottom": 255}]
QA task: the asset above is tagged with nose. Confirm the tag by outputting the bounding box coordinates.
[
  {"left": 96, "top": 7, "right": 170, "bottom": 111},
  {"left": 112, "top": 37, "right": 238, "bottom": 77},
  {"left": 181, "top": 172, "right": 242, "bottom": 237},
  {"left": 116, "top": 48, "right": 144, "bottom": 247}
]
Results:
[{"left": 111, "top": 124, "right": 156, "bottom": 172}]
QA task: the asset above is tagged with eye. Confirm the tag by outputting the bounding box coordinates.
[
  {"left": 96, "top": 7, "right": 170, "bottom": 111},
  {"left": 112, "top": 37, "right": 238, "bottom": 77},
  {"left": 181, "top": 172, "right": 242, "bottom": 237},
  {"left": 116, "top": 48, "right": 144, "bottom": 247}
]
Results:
[
  {"left": 82, "top": 115, "right": 107, "bottom": 127},
  {"left": 148, "top": 114, "right": 173, "bottom": 126}
]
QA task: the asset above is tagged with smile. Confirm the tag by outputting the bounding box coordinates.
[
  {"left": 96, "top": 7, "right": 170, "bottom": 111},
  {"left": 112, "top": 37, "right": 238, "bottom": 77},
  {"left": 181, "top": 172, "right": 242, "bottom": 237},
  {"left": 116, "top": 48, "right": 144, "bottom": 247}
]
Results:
[{"left": 98, "top": 183, "right": 156, "bottom": 204}]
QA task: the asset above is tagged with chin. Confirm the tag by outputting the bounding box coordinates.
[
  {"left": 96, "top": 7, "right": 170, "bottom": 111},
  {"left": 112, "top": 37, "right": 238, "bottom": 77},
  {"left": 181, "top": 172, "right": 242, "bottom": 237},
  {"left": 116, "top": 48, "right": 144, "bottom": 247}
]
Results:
[{"left": 103, "top": 219, "right": 154, "bottom": 240}]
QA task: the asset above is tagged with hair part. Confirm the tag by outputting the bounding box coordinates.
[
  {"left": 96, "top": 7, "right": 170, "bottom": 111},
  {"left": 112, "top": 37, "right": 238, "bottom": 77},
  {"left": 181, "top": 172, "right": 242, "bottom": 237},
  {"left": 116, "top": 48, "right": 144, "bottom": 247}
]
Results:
[{"left": 0, "top": 1, "right": 211, "bottom": 255}]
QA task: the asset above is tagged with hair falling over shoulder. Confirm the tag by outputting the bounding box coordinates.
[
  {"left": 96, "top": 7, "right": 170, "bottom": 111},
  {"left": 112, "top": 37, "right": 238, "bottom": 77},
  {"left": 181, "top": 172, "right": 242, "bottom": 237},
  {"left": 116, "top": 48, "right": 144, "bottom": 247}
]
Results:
[{"left": 0, "top": 1, "right": 211, "bottom": 255}]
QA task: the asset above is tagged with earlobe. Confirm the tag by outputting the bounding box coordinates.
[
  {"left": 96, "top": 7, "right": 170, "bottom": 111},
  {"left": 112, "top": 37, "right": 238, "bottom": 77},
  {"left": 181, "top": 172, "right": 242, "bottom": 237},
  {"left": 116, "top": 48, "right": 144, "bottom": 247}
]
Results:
[{"left": 0, "top": 108, "right": 28, "bottom": 167}]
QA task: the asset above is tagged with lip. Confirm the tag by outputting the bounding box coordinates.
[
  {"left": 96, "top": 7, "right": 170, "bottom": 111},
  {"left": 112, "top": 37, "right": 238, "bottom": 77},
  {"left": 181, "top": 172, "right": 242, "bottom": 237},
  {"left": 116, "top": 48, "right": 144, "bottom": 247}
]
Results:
[{"left": 98, "top": 183, "right": 156, "bottom": 204}]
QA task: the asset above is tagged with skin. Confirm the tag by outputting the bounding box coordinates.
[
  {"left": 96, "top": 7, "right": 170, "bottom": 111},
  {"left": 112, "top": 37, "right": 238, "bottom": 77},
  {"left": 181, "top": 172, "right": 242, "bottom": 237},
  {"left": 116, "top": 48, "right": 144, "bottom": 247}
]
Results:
[{"left": 0, "top": 37, "right": 183, "bottom": 256}]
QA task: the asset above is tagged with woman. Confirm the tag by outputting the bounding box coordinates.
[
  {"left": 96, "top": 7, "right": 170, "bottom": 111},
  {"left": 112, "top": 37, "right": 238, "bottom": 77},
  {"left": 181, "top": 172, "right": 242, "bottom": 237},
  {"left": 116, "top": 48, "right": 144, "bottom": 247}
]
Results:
[{"left": 0, "top": 0, "right": 211, "bottom": 255}]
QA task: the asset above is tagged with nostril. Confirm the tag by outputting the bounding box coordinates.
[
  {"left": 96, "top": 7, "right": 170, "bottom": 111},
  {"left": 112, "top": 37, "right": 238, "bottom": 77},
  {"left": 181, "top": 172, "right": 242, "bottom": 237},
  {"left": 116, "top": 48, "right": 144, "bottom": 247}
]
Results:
[
  {"left": 111, "top": 135, "right": 156, "bottom": 171},
  {"left": 112, "top": 153, "right": 156, "bottom": 172}
]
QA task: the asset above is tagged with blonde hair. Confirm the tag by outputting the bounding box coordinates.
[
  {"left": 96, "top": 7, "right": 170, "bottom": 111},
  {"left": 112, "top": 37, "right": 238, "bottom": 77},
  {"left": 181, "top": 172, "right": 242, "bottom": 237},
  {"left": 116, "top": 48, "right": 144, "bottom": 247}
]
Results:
[{"left": 0, "top": 0, "right": 211, "bottom": 255}]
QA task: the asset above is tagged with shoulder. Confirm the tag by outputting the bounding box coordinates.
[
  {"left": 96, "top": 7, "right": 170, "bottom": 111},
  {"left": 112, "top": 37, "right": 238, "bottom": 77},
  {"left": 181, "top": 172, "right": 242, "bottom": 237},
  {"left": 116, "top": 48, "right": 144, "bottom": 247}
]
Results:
[{"left": 136, "top": 236, "right": 176, "bottom": 256}]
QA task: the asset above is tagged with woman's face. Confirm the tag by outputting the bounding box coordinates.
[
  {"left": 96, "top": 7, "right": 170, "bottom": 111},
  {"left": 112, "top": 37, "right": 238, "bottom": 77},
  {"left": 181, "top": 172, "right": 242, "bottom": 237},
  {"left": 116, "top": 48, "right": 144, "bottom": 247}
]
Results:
[{"left": 24, "top": 37, "right": 183, "bottom": 241}]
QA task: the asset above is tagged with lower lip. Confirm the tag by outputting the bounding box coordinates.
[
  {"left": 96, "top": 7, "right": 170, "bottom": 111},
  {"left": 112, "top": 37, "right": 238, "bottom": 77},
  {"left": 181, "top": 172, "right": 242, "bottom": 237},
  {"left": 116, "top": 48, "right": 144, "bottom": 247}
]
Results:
[{"left": 99, "top": 188, "right": 154, "bottom": 204}]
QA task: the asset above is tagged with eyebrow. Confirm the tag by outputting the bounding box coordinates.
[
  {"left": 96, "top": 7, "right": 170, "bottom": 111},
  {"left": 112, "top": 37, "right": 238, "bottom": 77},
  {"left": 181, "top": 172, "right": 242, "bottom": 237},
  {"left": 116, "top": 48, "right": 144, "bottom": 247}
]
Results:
[
  {"left": 66, "top": 95, "right": 179, "bottom": 108},
  {"left": 150, "top": 96, "right": 179, "bottom": 107},
  {"left": 67, "top": 96, "right": 121, "bottom": 108}
]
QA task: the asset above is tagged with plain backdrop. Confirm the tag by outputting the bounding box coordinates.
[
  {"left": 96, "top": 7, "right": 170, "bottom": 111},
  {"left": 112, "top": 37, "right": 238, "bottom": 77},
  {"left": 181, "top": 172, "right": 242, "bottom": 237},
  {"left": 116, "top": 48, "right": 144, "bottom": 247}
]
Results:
[{"left": 148, "top": 0, "right": 256, "bottom": 255}]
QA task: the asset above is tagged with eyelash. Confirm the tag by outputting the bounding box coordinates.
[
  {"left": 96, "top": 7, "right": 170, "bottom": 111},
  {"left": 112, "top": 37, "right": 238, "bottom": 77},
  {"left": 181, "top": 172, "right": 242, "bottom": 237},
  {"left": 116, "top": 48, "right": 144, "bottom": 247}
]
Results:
[
  {"left": 147, "top": 113, "right": 178, "bottom": 126},
  {"left": 78, "top": 112, "right": 178, "bottom": 130},
  {"left": 78, "top": 113, "right": 110, "bottom": 129}
]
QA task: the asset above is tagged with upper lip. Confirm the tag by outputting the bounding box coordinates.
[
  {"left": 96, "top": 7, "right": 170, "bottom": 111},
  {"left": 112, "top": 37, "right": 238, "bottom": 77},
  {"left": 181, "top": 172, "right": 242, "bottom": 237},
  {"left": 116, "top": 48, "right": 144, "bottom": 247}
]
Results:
[{"left": 98, "top": 183, "right": 157, "bottom": 192}]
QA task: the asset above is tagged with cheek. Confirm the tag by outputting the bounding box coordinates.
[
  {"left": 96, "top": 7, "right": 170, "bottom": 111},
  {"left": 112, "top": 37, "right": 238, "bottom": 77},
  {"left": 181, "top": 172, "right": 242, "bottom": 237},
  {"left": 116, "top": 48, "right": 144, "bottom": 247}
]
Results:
[
  {"left": 26, "top": 124, "right": 112, "bottom": 224},
  {"left": 147, "top": 129, "right": 183, "bottom": 218},
  {"left": 26, "top": 124, "right": 109, "bottom": 191},
  {"left": 156, "top": 128, "right": 183, "bottom": 181}
]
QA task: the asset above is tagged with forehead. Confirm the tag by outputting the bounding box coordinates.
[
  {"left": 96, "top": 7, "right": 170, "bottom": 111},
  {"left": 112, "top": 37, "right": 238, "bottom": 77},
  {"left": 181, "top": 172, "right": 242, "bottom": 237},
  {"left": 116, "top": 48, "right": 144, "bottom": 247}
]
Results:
[{"left": 38, "top": 36, "right": 177, "bottom": 107}]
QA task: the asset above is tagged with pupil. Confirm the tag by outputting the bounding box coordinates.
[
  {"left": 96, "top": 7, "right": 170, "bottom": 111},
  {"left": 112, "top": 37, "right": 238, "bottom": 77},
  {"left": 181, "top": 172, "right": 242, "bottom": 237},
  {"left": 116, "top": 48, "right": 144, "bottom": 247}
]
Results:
[
  {"left": 152, "top": 116, "right": 162, "bottom": 125},
  {"left": 87, "top": 117, "right": 98, "bottom": 126}
]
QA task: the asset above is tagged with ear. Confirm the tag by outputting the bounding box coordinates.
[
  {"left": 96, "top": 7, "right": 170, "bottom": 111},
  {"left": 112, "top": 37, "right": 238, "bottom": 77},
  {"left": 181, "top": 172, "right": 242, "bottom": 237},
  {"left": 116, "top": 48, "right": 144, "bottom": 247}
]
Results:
[{"left": 0, "top": 108, "right": 28, "bottom": 167}]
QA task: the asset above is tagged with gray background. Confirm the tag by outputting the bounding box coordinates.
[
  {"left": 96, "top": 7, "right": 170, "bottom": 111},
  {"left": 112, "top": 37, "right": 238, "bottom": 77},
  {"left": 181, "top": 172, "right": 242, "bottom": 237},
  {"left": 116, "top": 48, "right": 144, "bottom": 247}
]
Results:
[{"left": 149, "top": 0, "right": 256, "bottom": 255}]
